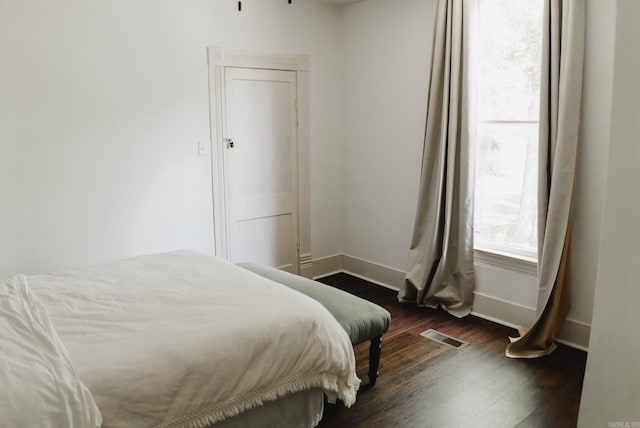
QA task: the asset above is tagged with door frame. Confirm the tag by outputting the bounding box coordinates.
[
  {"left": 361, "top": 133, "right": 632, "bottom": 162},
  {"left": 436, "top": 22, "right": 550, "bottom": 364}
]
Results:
[{"left": 207, "top": 47, "right": 312, "bottom": 277}]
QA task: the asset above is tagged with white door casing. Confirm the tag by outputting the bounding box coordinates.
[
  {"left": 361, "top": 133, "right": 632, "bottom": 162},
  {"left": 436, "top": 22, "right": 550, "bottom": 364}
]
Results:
[{"left": 207, "top": 47, "right": 312, "bottom": 277}]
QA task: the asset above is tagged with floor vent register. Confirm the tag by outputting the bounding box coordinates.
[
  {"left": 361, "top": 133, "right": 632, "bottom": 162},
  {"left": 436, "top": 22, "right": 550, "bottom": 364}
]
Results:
[{"left": 419, "top": 329, "right": 469, "bottom": 349}]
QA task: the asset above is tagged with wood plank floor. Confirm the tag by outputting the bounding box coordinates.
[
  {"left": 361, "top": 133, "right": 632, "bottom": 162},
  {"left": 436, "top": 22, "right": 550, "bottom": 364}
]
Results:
[{"left": 317, "top": 273, "right": 587, "bottom": 428}]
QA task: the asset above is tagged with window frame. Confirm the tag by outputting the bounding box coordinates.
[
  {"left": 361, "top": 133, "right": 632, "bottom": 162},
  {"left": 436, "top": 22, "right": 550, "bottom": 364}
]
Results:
[{"left": 472, "top": 0, "right": 543, "bottom": 270}]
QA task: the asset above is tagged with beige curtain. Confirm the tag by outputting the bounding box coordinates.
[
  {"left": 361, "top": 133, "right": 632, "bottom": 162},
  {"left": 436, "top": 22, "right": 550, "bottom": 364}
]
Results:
[
  {"left": 398, "top": 0, "right": 476, "bottom": 318},
  {"left": 506, "top": 0, "right": 585, "bottom": 358}
]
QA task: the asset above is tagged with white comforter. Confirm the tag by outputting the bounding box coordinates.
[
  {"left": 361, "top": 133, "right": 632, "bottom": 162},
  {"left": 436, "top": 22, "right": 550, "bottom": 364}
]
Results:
[
  {"left": 0, "top": 276, "right": 102, "bottom": 428},
  {"left": 26, "top": 250, "right": 360, "bottom": 428}
]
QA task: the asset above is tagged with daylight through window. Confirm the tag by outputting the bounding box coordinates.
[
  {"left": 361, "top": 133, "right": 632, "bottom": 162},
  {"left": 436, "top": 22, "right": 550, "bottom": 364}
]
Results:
[{"left": 474, "top": 0, "right": 543, "bottom": 260}]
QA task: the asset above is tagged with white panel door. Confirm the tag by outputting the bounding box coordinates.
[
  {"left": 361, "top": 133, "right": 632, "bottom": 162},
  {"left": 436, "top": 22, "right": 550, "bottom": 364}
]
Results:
[{"left": 224, "top": 67, "right": 299, "bottom": 273}]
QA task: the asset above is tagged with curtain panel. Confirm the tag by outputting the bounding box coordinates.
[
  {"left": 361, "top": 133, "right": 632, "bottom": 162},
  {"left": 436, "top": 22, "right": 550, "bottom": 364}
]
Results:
[
  {"left": 398, "top": 0, "right": 476, "bottom": 318},
  {"left": 506, "top": 0, "right": 585, "bottom": 359}
]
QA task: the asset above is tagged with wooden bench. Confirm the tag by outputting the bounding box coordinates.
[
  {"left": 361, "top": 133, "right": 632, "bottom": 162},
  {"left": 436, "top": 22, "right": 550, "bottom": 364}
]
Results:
[{"left": 236, "top": 263, "right": 391, "bottom": 387}]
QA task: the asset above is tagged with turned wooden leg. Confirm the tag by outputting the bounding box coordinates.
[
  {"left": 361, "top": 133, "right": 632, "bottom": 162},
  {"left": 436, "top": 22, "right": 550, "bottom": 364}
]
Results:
[{"left": 368, "top": 336, "right": 382, "bottom": 387}]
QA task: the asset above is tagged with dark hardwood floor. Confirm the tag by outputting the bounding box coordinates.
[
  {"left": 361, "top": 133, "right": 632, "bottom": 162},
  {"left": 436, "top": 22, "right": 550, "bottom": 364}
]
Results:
[{"left": 317, "top": 273, "right": 587, "bottom": 428}]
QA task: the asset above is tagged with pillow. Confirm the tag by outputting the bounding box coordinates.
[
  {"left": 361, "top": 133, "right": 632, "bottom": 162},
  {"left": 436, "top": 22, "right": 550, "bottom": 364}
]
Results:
[{"left": 0, "top": 275, "right": 102, "bottom": 428}]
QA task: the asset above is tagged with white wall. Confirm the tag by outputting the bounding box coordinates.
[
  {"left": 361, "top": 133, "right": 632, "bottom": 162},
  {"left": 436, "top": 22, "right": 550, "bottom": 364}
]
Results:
[
  {"left": 570, "top": 0, "right": 616, "bottom": 330},
  {"left": 0, "top": 0, "right": 344, "bottom": 275},
  {"left": 578, "top": 0, "right": 640, "bottom": 424},
  {"left": 341, "top": 0, "right": 433, "bottom": 268},
  {"left": 335, "top": 0, "right": 612, "bottom": 347}
]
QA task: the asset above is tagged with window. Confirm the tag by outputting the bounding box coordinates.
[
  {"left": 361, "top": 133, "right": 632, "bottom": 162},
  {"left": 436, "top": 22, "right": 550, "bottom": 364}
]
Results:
[{"left": 474, "top": 0, "right": 543, "bottom": 261}]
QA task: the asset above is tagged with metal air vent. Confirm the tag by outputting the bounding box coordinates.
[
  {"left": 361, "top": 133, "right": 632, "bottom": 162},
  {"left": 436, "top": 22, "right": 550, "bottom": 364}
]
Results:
[{"left": 419, "top": 329, "right": 468, "bottom": 349}]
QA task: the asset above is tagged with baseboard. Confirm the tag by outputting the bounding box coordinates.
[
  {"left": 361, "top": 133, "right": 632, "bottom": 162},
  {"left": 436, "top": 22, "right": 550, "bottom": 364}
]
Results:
[
  {"left": 313, "top": 253, "right": 403, "bottom": 290},
  {"left": 312, "top": 254, "right": 590, "bottom": 351},
  {"left": 342, "top": 254, "right": 405, "bottom": 290},
  {"left": 557, "top": 319, "right": 591, "bottom": 351},
  {"left": 471, "top": 292, "right": 537, "bottom": 331},
  {"left": 311, "top": 254, "right": 343, "bottom": 279}
]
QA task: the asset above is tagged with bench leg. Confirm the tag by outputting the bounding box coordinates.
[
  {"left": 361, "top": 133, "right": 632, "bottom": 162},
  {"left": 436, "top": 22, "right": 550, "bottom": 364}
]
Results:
[{"left": 367, "top": 336, "right": 382, "bottom": 387}]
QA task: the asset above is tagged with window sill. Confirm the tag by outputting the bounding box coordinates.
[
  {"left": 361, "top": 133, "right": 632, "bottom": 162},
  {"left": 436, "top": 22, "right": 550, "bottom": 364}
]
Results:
[{"left": 474, "top": 248, "right": 537, "bottom": 276}]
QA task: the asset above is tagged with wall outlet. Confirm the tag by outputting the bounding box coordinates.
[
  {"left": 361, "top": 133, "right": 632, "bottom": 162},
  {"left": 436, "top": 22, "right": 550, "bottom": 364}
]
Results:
[{"left": 197, "top": 140, "right": 209, "bottom": 156}]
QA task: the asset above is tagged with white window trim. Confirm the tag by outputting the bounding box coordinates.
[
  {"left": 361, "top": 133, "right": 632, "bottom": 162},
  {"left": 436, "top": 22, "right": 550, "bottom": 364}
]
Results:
[{"left": 474, "top": 247, "right": 537, "bottom": 276}]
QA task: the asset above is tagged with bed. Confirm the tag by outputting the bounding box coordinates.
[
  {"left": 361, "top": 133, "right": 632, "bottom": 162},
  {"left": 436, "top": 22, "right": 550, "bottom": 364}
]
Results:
[{"left": 0, "top": 250, "right": 360, "bottom": 428}]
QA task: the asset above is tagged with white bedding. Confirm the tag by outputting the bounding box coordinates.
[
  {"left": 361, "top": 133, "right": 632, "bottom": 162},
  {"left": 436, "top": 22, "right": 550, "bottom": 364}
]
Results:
[
  {"left": 26, "top": 250, "right": 360, "bottom": 428},
  {"left": 0, "top": 275, "right": 102, "bottom": 428}
]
